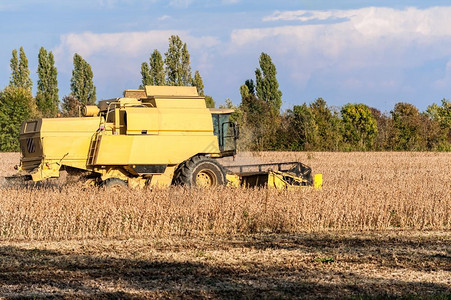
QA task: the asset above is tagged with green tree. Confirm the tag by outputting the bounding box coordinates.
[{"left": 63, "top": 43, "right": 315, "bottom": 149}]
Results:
[
  {"left": 191, "top": 70, "right": 214, "bottom": 107},
  {"left": 309, "top": 98, "right": 342, "bottom": 151},
  {"left": 426, "top": 99, "right": 451, "bottom": 147},
  {"left": 36, "top": 47, "right": 59, "bottom": 117},
  {"left": 9, "top": 49, "right": 19, "bottom": 87},
  {"left": 279, "top": 104, "right": 318, "bottom": 151},
  {"left": 341, "top": 103, "right": 378, "bottom": 150},
  {"left": 140, "top": 62, "right": 151, "bottom": 88},
  {"left": 204, "top": 96, "right": 215, "bottom": 108},
  {"left": 255, "top": 52, "right": 282, "bottom": 114},
  {"left": 180, "top": 43, "right": 192, "bottom": 85},
  {"left": 70, "top": 53, "right": 96, "bottom": 105},
  {"left": 9, "top": 47, "right": 32, "bottom": 93},
  {"left": 149, "top": 49, "right": 165, "bottom": 86},
  {"left": 369, "top": 107, "right": 397, "bottom": 150},
  {"left": 240, "top": 84, "right": 250, "bottom": 100},
  {"left": 192, "top": 70, "right": 204, "bottom": 96},
  {"left": 391, "top": 102, "right": 424, "bottom": 150},
  {"left": 419, "top": 113, "right": 444, "bottom": 150},
  {"left": 240, "top": 88, "right": 278, "bottom": 150},
  {"left": 61, "top": 94, "right": 81, "bottom": 117},
  {"left": 244, "top": 79, "right": 255, "bottom": 95},
  {"left": 0, "top": 87, "right": 37, "bottom": 151},
  {"left": 165, "top": 35, "right": 185, "bottom": 86}
]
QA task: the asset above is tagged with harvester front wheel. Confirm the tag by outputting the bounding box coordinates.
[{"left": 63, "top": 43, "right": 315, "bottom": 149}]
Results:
[
  {"left": 101, "top": 178, "right": 128, "bottom": 189},
  {"left": 174, "top": 156, "right": 226, "bottom": 187}
]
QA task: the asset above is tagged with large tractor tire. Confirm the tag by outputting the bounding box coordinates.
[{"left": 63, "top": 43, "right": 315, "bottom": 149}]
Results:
[
  {"left": 101, "top": 178, "right": 128, "bottom": 189},
  {"left": 173, "top": 155, "right": 226, "bottom": 187}
]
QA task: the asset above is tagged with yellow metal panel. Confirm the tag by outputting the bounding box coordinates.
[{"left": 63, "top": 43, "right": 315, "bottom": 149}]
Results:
[
  {"left": 94, "top": 135, "right": 220, "bottom": 165},
  {"left": 41, "top": 135, "right": 93, "bottom": 161},
  {"left": 314, "top": 174, "right": 323, "bottom": 190},
  {"left": 145, "top": 85, "right": 198, "bottom": 97},
  {"left": 40, "top": 117, "right": 100, "bottom": 133},
  {"left": 153, "top": 98, "right": 207, "bottom": 109},
  {"left": 38, "top": 118, "right": 99, "bottom": 162},
  {"left": 118, "top": 98, "right": 142, "bottom": 106},
  {"left": 125, "top": 107, "right": 159, "bottom": 134},
  {"left": 158, "top": 108, "right": 213, "bottom": 132},
  {"left": 20, "top": 118, "right": 100, "bottom": 172}
]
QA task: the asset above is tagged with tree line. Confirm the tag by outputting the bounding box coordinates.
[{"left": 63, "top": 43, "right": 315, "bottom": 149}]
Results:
[
  {"left": 226, "top": 53, "right": 451, "bottom": 151},
  {"left": 0, "top": 37, "right": 450, "bottom": 152},
  {"left": 0, "top": 45, "right": 97, "bottom": 151}
]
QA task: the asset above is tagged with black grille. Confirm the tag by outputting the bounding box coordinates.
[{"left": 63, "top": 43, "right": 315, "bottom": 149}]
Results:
[{"left": 26, "top": 138, "right": 36, "bottom": 153}]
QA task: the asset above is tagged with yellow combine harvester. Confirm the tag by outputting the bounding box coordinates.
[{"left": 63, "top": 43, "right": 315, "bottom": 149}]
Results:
[{"left": 11, "top": 86, "right": 322, "bottom": 189}]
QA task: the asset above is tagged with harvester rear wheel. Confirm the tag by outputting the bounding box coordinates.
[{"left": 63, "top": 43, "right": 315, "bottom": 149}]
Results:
[
  {"left": 173, "top": 155, "right": 226, "bottom": 187},
  {"left": 101, "top": 178, "right": 128, "bottom": 189}
]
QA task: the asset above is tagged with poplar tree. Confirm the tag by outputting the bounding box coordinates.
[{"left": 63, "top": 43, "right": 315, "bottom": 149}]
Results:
[
  {"left": 255, "top": 52, "right": 282, "bottom": 114},
  {"left": 9, "top": 47, "right": 33, "bottom": 93},
  {"left": 9, "top": 49, "right": 19, "bottom": 87},
  {"left": 180, "top": 43, "right": 192, "bottom": 85},
  {"left": 36, "top": 47, "right": 59, "bottom": 117},
  {"left": 192, "top": 70, "right": 214, "bottom": 107},
  {"left": 140, "top": 49, "right": 165, "bottom": 88},
  {"left": 165, "top": 35, "right": 183, "bottom": 85},
  {"left": 149, "top": 49, "right": 165, "bottom": 85},
  {"left": 165, "top": 35, "right": 192, "bottom": 86},
  {"left": 70, "top": 53, "right": 96, "bottom": 105},
  {"left": 192, "top": 70, "right": 204, "bottom": 96},
  {"left": 245, "top": 79, "right": 255, "bottom": 95},
  {"left": 240, "top": 84, "right": 250, "bottom": 100},
  {"left": 140, "top": 62, "right": 151, "bottom": 88}
]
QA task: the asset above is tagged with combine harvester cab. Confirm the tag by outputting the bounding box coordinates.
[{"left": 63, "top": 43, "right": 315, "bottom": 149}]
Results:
[{"left": 11, "top": 85, "right": 321, "bottom": 189}]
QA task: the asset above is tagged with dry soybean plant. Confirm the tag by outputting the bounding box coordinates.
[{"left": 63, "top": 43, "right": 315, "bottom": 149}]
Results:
[{"left": 0, "top": 152, "right": 449, "bottom": 240}]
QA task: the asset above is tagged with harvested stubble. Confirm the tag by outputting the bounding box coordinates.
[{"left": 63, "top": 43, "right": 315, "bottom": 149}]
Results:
[{"left": 0, "top": 152, "right": 450, "bottom": 240}]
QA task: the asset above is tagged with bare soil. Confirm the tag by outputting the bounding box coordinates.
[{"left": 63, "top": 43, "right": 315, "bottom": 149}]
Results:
[{"left": 0, "top": 232, "right": 449, "bottom": 299}]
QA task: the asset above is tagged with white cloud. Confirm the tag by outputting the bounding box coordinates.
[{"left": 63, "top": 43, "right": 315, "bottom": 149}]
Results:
[
  {"left": 54, "top": 30, "right": 175, "bottom": 63},
  {"left": 158, "top": 15, "right": 171, "bottom": 21},
  {"left": 263, "top": 9, "right": 357, "bottom": 22},
  {"left": 54, "top": 29, "right": 220, "bottom": 62},
  {"left": 52, "top": 30, "right": 221, "bottom": 98},
  {"left": 230, "top": 6, "right": 451, "bottom": 90}
]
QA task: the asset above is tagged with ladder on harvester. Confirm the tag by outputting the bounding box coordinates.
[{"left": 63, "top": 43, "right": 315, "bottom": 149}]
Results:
[{"left": 87, "top": 133, "right": 101, "bottom": 166}]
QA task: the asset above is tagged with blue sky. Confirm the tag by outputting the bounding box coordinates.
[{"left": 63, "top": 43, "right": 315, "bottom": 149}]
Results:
[{"left": 2, "top": 0, "right": 451, "bottom": 112}]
